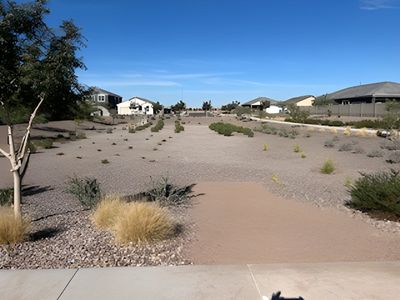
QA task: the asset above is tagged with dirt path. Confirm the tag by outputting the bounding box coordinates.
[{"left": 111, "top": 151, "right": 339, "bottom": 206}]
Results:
[{"left": 187, "top": 182, "right": 400, "bottom": 264}]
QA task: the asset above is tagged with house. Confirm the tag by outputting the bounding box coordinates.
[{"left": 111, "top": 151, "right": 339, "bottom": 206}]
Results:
[
  {"left": 284, "top": 95, "right": 315, "bottom": 107},
  {"left": 117, "top": 96, "right": 156, "bottom": 115},
  {"left": 326, "top": 81, "right": 400, "bottom": 105},
  {"left": 241, "top": 97, "right": 277, "bottom": 109},
  {"left": 90, "top": 87, "right": 122, "bottom": 109}
]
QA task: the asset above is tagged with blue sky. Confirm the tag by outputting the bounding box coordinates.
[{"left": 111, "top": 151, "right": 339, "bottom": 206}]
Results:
[{"left": 45, "top": 0, "right": 400, "bottom": 106}]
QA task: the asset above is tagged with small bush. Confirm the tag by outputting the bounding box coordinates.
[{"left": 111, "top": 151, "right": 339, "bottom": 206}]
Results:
[
  {"left": 324, "top": 139, "right": 335, "bottom": 148},
  {"left": 344, "top": 176, "right": 353, "bottom": 189},
  {"left": 301, "top": 153, "right": 306, "bottom": 159},
  {"left": 347, "top": 170, "right": 400, "bottom": 217},
  {"left": 76, "top": 132, "right": 86, "bottom": 139},
  {"left": 367, "top": 150, "right": 384, "bottom": 158},
  {"left": 32, "top": 139, "right": 53, "bottom": 149},
  {"left": 128, "top": 146, "right": 133, "bottom": 149},
  {"left": 0, "top": 188, "right": 13, "bottom": 206},
  {"left": 112, "top": 142, "right": 116, "bottom": 146},
  {"left": 293, "top": 144, "right": 301, "bottom": 153},
  {"left": 151, "top": 119, "right": 165, "bottom": 132},
  {"left": 338, "top": 143, "right": 353, "bottom": 152},
  {"left": 136, "top": 177, "right": 194, "bottom": 208},
  {"left": 106, "top": 128, "right": 113, "bottom": 134},
  {"left": 320, "top": 160, "right": 335, "bottom": 174},
  {"left": 56, "top": 152, "right": 64, "bottom": 156},
  {"left": 209, "top": 122, "right": 254, "bottom": 137},
  {"left": 352, "top": 146, "right": 365, "bottom": 154},
  {"left": 387, "top": 151, "right": 400, "bottom": 164},
  {"left": 92, "top": 195, "right": 125, "bottom": 229},
  {"left": 175, "top": 120, "right": 185, "bottom": 133},
  {"left": 101, "top": 159, "right": 110, "bottom": 164},
  {"left": 0, "top": 207, "right": 30, "bottom": 244},
  {"left": 380, "top": 140, "right": 400, "bottom": 151},
  {"left": 114, "top": 202, "right": 174, "bottom": 244},
  {"left": 66, "top": 176, "right": 102, "bottom": 209},
  {"left": 263, "top": 144, "right": 269, "bottom": 151}
]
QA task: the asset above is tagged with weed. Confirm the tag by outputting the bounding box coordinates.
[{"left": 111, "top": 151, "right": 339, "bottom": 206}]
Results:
[
  {"left": 92, "top": 195, "right": 125, "bottom": 229},
  {"left": 271, "top": 173, "right": 284, "bottom": 185},
  {"left": 66, "top": 176, "right": 102, "bottom": 209},
  {"left": 0, "top": 188, "right": 13, "bottom": 206},
  {"left": 301, "top": 153, "right": 306, "bottom": 159},
  {"left": 101, "top": 159, "right": 110, "bottom": 164},
  {"left": 324, "top": 139, "right": 335, "bottom": 148},
  {"left": 338, "top": 143, "right": 353, "bottom": 152},
  {"left": 320, "top": 160, "right": 335, "bottom": 174},
  {"left": 76, "top": 156, "right": 82, "bottom": 159},
  {"left": 128, "top": 146, "right": 133, "bottom": 149},
  {"left": 106, "top": 128, "right": 113, "bottom": 134},
  {"left": 263, "top": 144, "right": 269, "bottom": 151},
  {"left": 387, "top": 151, "right": 400, "bottom": 164},
  {"left": 56, "top": 152, "right": 64, "bottom": 156},
  {"left": 293, "top": 144, "right": 301, "bottom": 153},
  {"left": 344, "top": 176, "right": 353, "bottom": 189},
  {"left": 97, "top": 149, "right": 102, "bottom": 152},
  {"left": 112, "top": 142, "right": 116, "bottom": 145},
  {"left": 151, "top": 120, "right": 165, "bottom": 132},
  {"left": 32, "top": 139, "right": 53, "bottom": 149}
]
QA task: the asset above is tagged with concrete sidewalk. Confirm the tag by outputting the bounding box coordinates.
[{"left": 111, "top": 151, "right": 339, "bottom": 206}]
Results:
[{"left": 1, "top": 261, "right": 399, "bottom": 300}]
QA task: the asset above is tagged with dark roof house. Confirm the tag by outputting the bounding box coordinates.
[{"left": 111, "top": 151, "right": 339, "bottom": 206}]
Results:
[
  {"left": 91, "top": 87, "right": 123, "bottom": 109},
  {"left": 241, "top": 97, "right": 277, "bottom": 108},
  {"left": 326, "top": 82, "right": 400, "bottom": 104}
]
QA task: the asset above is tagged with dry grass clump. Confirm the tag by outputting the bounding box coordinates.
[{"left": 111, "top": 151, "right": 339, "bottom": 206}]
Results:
[
  {"left": 0, "top": 207, "right": 30, "bottom": 244},
  {"left": 114, "top": 202, "right": 174, "bottom": 244},
  {"left": 92, "top": 196, "right": 175, "bottom": 244},
  {"left": 92, "top": 195, "right": 125, "bottom": 229}
]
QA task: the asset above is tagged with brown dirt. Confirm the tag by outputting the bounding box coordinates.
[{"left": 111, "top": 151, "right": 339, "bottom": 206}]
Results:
[{"left": 187, "top": 182, "right": 400, "bottom": 264}]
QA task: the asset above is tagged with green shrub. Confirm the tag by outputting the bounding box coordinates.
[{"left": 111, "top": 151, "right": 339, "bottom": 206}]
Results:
[
  {"left": 0, "top": 188, "right": 13, "bottom": 206},
  {"left": 324, "top": 139, "right": 335, "bottom": 148},
  {"left": 66, "top": 176, "right": 102, "bottom": 209},
  {"left": 347, "top": 170, "right": 400, "bottom": 217},
  {"left": 320, "top": 159, "right": 335, "bottom": 174},
  {"left": 32, "top": 139, "right": 53, "bottom": 149},
  {"left": 175, "top": 120, "right": 185, "bottom": 133},
  {"left": 132, "top": 177, "right": 195, "bottom": 208},
  {"left": 151, "top": 119, "right": 164, "bottom": 132},
  {"left": 209, "top": 122, "right": 254, "bottom": 137}
]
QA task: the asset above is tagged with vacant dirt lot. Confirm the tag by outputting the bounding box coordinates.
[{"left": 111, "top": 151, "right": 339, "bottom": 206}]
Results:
[{"left": 1, "top": 116, "right": 399, "bottom": 268}]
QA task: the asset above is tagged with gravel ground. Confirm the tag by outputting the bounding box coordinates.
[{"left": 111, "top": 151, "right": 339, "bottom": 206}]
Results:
[{"left": 0, "top": 116, "right": 399, "bottom": 269}]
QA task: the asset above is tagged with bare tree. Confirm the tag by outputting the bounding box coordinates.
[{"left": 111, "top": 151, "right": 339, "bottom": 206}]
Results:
[{"left": 0, "top": 96, "right": 44, "bottom": 219}]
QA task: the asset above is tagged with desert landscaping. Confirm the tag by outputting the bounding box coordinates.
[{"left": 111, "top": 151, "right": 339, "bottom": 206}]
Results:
[{"left": 1, "top": 115, "right": 400, "bottom": 269}]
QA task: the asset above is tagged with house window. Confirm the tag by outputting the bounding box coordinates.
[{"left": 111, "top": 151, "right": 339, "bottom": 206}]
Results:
[{"left": 98, "top": 95, "right": 105, "bottom": 102}]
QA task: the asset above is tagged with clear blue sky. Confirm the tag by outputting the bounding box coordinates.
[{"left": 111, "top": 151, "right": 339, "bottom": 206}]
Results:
[{"left": 45, "top": 0, "right": 400, "bottom": 107}]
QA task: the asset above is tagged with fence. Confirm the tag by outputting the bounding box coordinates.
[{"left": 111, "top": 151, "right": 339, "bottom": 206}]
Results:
[{"left": 300, "top": 103, "right": 387, "bottom": 117}]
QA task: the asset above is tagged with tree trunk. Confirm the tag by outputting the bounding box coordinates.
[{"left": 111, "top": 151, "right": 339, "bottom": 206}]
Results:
[{"left": 13, "top": 170, "right": 22, "bottom": 218}]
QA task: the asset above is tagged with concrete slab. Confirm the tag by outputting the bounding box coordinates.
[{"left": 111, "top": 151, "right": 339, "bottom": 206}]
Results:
[
  {"left": 250, "top": 261, "right": 400, "bottom": 300},
  {"left": 59, "top": 265, "right": 260, "bottom": 300},
  {"left": 0, "top": 268, "right": 77, "bottom": 300}
]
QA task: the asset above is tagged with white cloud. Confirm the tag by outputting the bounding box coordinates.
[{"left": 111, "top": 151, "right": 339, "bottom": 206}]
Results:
[{"left": 360, "top": 0, "right": 399, "bottom": 10}]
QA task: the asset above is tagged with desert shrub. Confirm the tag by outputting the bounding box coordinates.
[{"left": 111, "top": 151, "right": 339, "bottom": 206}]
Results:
[
  {"left": 367, "top": 150, "right": 384, "bottom": 158},
  {"left": 101, "top": 159, "right": 110, "bottom": 164},
  {"left": 92, "top": 195, "right": 125, "bottom": 229},
  {"left": 293, "top": 144, "right": 301, "bottom": 153},
  {"left": 0, "top": 207, "right": 30, "bottom": 244},
  {"left": 56, "top": 152, "right": 64, "bottom": 156},
  {"left": 106, "top": 128, "right": 113, "bottom": 134},
  {"left": 324, "top": 139, "right": 335, "bottom": 148},
  {"left": 352, "top": 146, "right": 365, "bottom": 154},
  {"left": 151, "top": 119, "right": 164, "bottom": 132},
  {"left": 209, "top": 122, "right": 254, "bottom": 137},
  {"left": 128, "top": 146, "right": 133, "bottom": 149},
  {"left": 320, "top": 160, "right": 335, "bottom": 174},
  {"left": 387, "top": 151, "right": 400, "bottom": 164},
  {"left": 255, "top": 124, "right": 278, "bottom": 135},
  {"left": 128, "top": 127, "right": 136, "bottom": 133},
  {"left": 134, "top": 122, "right": 152, "bottom": 132},
  {"left": 301, "top": 153, "right": 306, "bottom": 159},
  {"left": 76, "top": 132, "right": 86, "bottom": 139},
  {"left": 344, "top": 176, "right": 353, "bottom": 189},
  {"left": 263, "top": 144, "right": 269, "bottom": 151},
  {"left": 114, "top": 202, "right": 174, "bottom": 244},
  {"left": 112, "top": 142, "right": 116, "bottom": 146},
  {"left": 0, "top": 188, "right": 13, "bottom": 206},
  {"left": 380, "top": 140, "right": 400, "bottom": 151},
  {"left": 347, "top": 170, "right": 400, "bottom": 217},
  {"left": 175, "top": 120, "right": 185, "bottom": 133},
  {"left": 338, "top": 143, "right": 353, "bottom": 152},
  {"left": 66, "top": 176, "right": 102, "bottom": 209},
  {"left": 136, "top": 177, "right": 195, "bottom": 208},
  {"left": 32, "top": 139, "right": 53, "bottom": 149},
  {"left": 28, "top": 141, "right": 37, "bottom": 153}
]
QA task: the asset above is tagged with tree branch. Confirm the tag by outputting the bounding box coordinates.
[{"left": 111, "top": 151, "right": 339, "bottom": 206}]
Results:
[
  {"left": 17, "top": 95, "right": 45, "bottom": 161},
  {"left": 0, "top": 147, "right": 9, "bottom": 158}
]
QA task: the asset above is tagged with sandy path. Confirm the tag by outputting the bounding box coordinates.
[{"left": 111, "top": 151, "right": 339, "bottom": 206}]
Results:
[{"left": 187, "top": 182, "right": 400, "bottom": 264}]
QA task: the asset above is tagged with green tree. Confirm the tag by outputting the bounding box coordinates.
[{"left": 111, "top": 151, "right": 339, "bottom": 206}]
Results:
[
  {"left": 0, "top": 0, "right": 87, "bottom": 218},
  {"left": 171, "top": 100, "right": 186, "bottom": 112},
  {"left": 221, "top": 101, "right": 240, "bottom": 112},
  {"left": 153, "top": 101, "right": 163, "bottom": 114},
  {"left": 287, "top": 103, "right": 310, "bottom": 123},
  {"left": 202, "top": 100, "right": 212, "bottom": 111}
]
